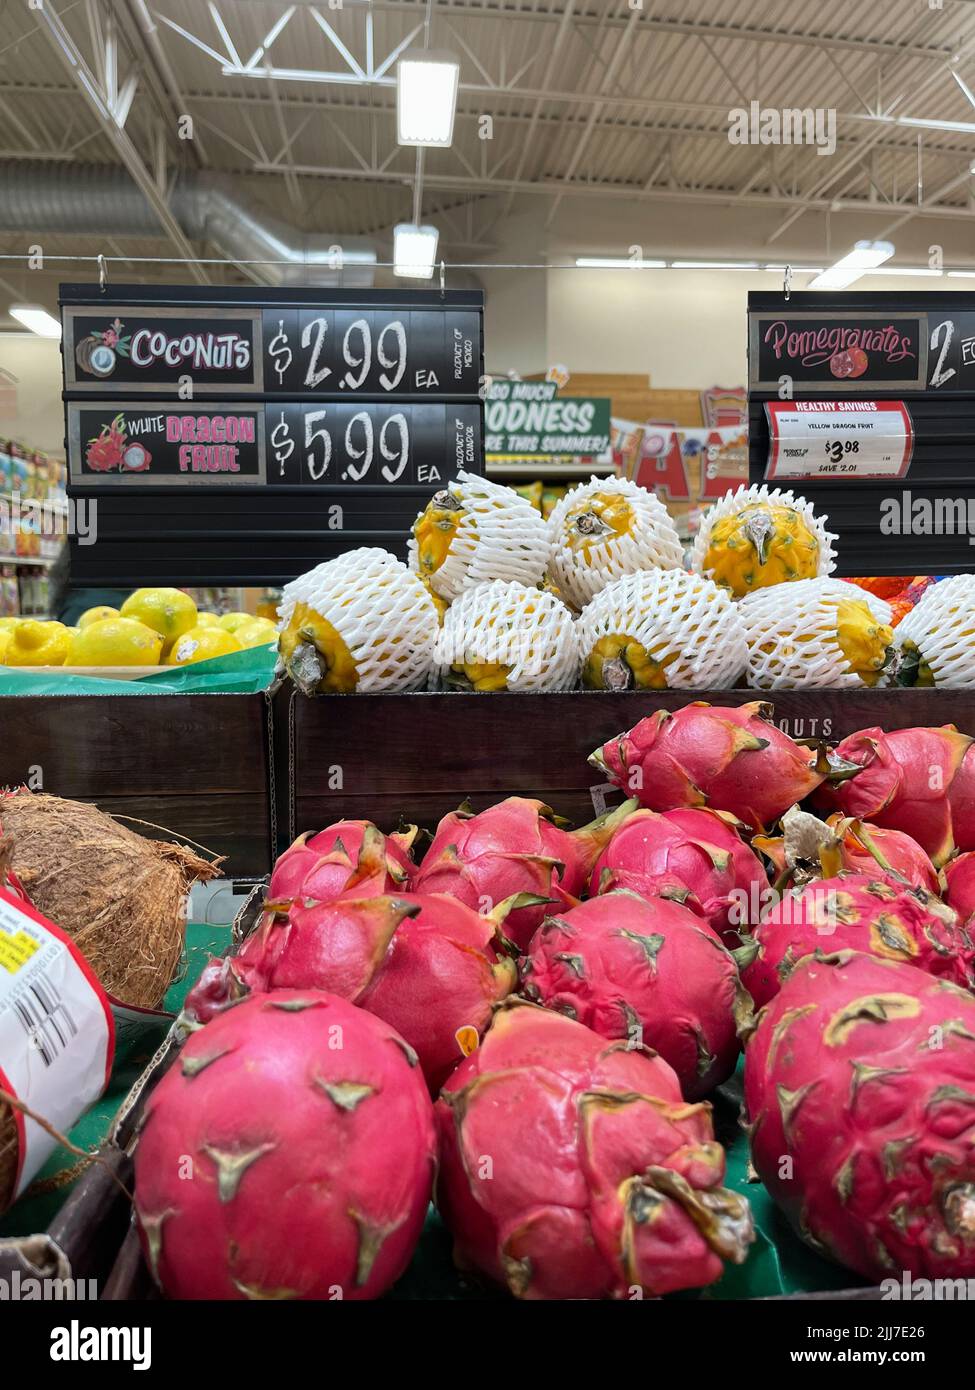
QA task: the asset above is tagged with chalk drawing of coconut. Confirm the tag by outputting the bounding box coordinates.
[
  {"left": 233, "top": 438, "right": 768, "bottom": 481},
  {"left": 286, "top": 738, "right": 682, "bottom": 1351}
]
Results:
[{"left": 120, "top": 440, "right": 152, "bottom": 471}]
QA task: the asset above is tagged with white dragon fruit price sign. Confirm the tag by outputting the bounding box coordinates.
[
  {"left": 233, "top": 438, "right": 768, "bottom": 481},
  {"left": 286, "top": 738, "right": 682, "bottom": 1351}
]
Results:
[
  {"left": 0, "top": 885, "right": 114, "bottom": 1199},
  {"left": 765, "top": 400, "right": 914, "bottom": 481}
]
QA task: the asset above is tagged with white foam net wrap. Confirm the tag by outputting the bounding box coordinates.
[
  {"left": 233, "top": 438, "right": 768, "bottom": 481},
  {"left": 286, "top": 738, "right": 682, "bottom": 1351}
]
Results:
[
  {"left": 740, "top": 578, "right": 893, "bottom": 689},
  {"left": 407, "top": 470, "right": 552, "bottom": 601},
  {"left": 546, "top": 475, "right": 683, "bottom": 610},
  {"left": 434, "top": 580, "right": 580, "bottom": 691},
  {"left": 689, "top": 483, "right": 838, "bottom": 581},
  {"left": 896, "top": 575, "right": 975, "bottom": 687},
  {"left": 279, "top": 547, "right": 438, "bottom": 692},
  {"left": 577, "top": 569, "right": 746, "bottom": 689}
]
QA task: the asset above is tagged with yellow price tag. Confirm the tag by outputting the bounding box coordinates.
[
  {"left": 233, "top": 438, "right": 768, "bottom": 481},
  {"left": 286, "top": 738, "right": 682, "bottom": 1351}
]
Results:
[{"left": 0, "top": 930, "right": 40, "bottom": 974}]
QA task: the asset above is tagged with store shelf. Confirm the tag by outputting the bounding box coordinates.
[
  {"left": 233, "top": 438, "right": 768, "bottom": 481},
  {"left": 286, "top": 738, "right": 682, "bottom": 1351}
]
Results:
[
  {"left": 0, "top": 554, "right": 55, "bottom": 568},
  {"left": 486, "top": 460, "right": 614, "bottom": 479},
  {"left": 0, "top": 493, "right": 69, "bottom": 514}
]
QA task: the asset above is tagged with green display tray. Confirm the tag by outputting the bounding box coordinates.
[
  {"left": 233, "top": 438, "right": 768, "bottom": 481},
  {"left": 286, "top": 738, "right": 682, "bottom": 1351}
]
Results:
[{"left": 1, "top": 921, "right": 868, "bottom": 1299}]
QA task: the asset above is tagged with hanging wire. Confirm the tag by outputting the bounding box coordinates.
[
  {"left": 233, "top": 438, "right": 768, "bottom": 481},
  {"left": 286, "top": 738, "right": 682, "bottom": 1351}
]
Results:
[{"left": 0, "top": 252, "right": 822, "bottom": 272}]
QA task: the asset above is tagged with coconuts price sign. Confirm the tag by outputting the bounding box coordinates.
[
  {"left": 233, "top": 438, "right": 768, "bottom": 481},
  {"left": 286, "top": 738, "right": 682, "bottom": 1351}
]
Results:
[
  {"left": 60, "top": 283, "right": 485, "bottom": 584},
  {"left": 485, "top": 381, "right": 611, "bottom": 456},
  {"left": 63, "top": 302, "right": 481, "bottom": 398},
  {"left": 262, "top": 307, "right": 481, "bottom": 397},
  {"left": 748, "top": 291, "right": 975, "bottom": 575},
  {"left": 64, "top": 306, "right": 261, "bottom": 393}
]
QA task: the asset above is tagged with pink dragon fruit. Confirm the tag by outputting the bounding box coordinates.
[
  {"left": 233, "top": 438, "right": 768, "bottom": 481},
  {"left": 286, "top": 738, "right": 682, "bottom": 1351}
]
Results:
[
  {"left": 739, "top": 871, "right": 975, "bottom": 1010},
  {"left": 522, "top": 891, "right": 745, "bottom": 1099},
  {"left": 590, "top": 701, "right": 828, "bottom": 829},
  {"left": 754, "top": 806, "right": 939, "bottom": 896},
  {"left": 814, "top": 724, "right": 975, "bottom": 867},
  {"left": 267, "top": 820, "right": 418, "bottom": 904},
  {"left": 134, "top": 990, "right": 436, "bottom": 1300},
  {"left": 744, "top": 950, "right": 975, "bottom": 1281},
  {"left": 944, "top": 852, "right": 975, "bottom": 924},
  {"left": 589, "top": 805, "right": 769, "bottom": 942},
  {"left": 436, "top": 998, "right": 754, "bottom": 1298},
  {"left": 413, "top": 795, "right": 635, "bottom": 950},
  {"left": 184, "top": 893, "right": 520, "bottom": 1092}
]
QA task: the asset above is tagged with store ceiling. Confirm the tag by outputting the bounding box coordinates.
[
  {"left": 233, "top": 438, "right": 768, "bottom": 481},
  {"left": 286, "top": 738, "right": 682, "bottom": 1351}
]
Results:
[{"left": 1, "top": 0, "right": 975, "bottom": 310}]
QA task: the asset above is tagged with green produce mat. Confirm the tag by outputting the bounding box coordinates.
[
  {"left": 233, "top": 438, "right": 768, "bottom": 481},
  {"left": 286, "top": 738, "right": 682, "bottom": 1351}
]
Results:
[
  {"left": 0, "top": 921, "right": 231, "bottom": 1240},
  {"left": 0, "top": 928, "right": 869, "bottom": 1297},
  {"left": 0, "top": 645, "right": 277, "bottom": 697}
]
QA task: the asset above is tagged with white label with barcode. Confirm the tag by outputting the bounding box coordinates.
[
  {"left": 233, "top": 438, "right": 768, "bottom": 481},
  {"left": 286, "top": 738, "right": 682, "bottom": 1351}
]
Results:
[{"left": 0, "top": 888, "right": 113, "bottom": 1197}]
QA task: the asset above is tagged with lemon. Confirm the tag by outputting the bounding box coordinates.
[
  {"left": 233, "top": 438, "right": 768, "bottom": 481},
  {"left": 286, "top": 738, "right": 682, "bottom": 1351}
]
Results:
[
  {"left": 0, "top": 616, "right": 21, "bottom": 631},
  {"left": 121, "top": 588, "right": 198, "bottom": 641},
  {"left": 78, "top": 605, "right": 119, "bottom": 629},
  {"left": 194, "top": 612, "right": 223, "bottom": 629},
  {"left": 67, "top": 618, "right": 164, "bottom": 667},
  {"left": 233, "top": 617, "right": 278, "bottom": 650},
  {"left": 0, "top": 630, "right": 10, "bottom": 663},
  {"left": 4, "top": 620, "right": 71, "bottom": 666},
  {"left": 166, "top": 626, "right": 242, "bottom": 666},
  {"left": 217, "top": 611, "right": 253, "bottom": 634}
]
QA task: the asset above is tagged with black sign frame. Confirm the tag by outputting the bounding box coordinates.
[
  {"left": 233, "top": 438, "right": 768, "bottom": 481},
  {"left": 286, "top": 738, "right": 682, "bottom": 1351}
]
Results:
[
  {"left": 60, "top": 283, "right": 485, "bottom": 587},
  {"left": 747, "top": 290, "right": 975, "bottom": 576}
]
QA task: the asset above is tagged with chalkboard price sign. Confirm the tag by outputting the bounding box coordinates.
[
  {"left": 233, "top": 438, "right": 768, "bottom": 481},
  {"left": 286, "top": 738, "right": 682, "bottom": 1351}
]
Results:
[
  {"left": 64, "top": 306, "right": 262, "bottom": 393},
  {"left": 749, "top": 311, "right": 925, "bottom": 390},
  {"left": 67, "top": 402, "right": 266, "bottom": 485},
  {"left": 261, "top": 307, "right": 481, "bottom": 397},
  {"left": 267, "top": 402, "right": 481, "bottom": 487},
  {"left": 60, "top": 283, "right": 485, "bottom": 586},
  {"left": 748, "top": 291, "right": 975, "bottom": 576}
]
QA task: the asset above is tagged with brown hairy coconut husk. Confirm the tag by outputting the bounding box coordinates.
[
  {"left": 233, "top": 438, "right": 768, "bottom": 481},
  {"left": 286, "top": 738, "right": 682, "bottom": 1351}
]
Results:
[{"left": 0, "top": 792, "right": 220, "bottom": 1009}]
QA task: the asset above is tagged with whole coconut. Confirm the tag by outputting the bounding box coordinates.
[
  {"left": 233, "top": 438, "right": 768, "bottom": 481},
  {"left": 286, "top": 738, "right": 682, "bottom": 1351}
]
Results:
[{"left": 0, "top": 792, "right": 218, "bottom": 1008}]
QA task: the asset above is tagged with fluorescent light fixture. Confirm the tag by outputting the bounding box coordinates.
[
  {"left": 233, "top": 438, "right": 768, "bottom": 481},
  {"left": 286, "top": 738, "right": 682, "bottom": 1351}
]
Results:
[
  {"left": 861, "top": 266, "right": 942, "bottom": 277},
  {"left": 393, "top": 223, "right": 439, "bottom": 279},
  {"left": 575, "top": 257, "right": 666, "bottom": 268},
  {"left": 895, "top": 115, "right": 975, "bottom": 134},
  {"left": 396, "top": 51, "right": 460, "bottom": 147},
  {"left": 948, "top": 270, "right": 975, "bottom": 277},
  {"left": 809, "top": 240, "right": 895, "bottom": 290},
  {"left": 764, "top": 266, "right": 826, "bottom": 274},
  {"left": 9, "top": 305, "right": 61, "bottom": 338},
  {"left": 671, "top": 260, "right": 760, "bottom": 269}
]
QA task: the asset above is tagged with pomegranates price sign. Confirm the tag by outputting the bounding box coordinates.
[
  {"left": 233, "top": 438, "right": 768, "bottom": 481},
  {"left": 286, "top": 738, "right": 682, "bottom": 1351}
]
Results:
[
  {"left": 747, "top": 290, "right": 975, "bottom": 576},
  {"left": 765, "top": 400, "right": 914, "bottom": 481},
  {"left": 749, "top": 311, "right": 925, "bottom": 391}
]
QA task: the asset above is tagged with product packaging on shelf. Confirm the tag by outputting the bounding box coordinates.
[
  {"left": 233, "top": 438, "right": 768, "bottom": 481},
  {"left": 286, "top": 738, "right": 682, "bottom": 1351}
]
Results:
[{"left": 0, "top": 884, "right": 115, "bottom": 1209}]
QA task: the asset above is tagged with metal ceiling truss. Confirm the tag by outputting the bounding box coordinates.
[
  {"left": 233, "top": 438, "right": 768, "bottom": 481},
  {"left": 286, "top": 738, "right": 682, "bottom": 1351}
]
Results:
[
  {"left": 0, "top": 0, "right": 972, "bottom": 249},
  {"left": 31, "top": 2, "right": 209, "bottom": 280}
]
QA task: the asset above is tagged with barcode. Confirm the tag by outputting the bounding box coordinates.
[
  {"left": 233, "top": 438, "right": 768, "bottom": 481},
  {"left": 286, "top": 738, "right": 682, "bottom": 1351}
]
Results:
[{"left": 13, "top": 976, "right": 78, "bottom": 1067}]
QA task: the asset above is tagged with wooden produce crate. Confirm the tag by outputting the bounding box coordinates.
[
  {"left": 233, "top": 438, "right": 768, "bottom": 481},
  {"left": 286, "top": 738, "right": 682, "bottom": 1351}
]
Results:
[
  {"left": 0, "top": 690, "right": 277, "bottom": 875},
  {"left": 274, "top": 682, "right": 975, "bottom": 841}
]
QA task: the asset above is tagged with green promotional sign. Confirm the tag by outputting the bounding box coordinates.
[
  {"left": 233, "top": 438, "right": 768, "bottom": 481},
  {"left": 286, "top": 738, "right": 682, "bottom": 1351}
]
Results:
[{"left": 485, "top": 380, "right": 611, "bottom": 457}]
